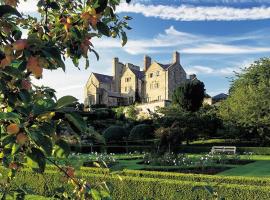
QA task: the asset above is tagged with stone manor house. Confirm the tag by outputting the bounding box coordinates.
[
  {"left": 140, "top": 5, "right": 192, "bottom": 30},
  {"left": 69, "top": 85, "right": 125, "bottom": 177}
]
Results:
[{"left": 84, "top": 51, "right": 195, "bottom": 109}]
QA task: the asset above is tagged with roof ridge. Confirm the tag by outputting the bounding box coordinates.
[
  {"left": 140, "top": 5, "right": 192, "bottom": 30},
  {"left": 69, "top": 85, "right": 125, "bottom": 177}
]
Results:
[{"left": 93, "top": 72, "right": 113, "bottom": 77}]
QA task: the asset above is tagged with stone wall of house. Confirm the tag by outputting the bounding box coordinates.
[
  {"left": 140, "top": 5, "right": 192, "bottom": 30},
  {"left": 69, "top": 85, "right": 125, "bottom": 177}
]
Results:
[
  {"left": 84, "top": 74, "right": 99, "bottom": 106},
  {"left": 144, "top": 62, "right": 167, "bottom": 102},
  {"left": 120, "top": 67, "right": 137, "bottom": 104},
  {"left": 167, "top": 63, "right": 187, "bottom": 100}
]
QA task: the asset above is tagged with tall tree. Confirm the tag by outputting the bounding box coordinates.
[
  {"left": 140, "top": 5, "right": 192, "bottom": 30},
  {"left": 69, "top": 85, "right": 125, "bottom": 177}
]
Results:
[
  {"left": 0, "top": 0, "right": 131, "bottom": 198},
  {"left": 219, "top": 58, "right": 270, "bottom": 143},
  {"left": 172, "top": 79, "right": 205, "bottom": 112}
]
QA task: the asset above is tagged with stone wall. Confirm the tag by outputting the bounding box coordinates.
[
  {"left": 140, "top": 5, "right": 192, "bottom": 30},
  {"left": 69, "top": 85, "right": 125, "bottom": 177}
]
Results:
[
  {"left": 144, "top": 62, "right": 167, "bottom": 102},
  {"left": 167, "top": 63, "right": 187, "bottom": 100},
  {"left": 136, "top": 100, "right": 171, "bottom": 119},
  {"left": 84, "top": 74, "right": 99, "bottom": 106},
  {"left": 120, "top": 68, "right": 137, "bottom": 104}
]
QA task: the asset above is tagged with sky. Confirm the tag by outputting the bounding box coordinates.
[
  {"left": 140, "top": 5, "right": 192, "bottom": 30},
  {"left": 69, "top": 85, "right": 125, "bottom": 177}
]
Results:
[{"left": 18, "top": 0, "right": 270, "bottom": 102}]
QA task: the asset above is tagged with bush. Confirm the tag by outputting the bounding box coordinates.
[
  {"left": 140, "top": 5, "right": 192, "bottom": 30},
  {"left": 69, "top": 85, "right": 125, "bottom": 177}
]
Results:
[
  {"left": 103, "top": 125, "right": 128, "bottom": 143},
  {"left": 128, "top": 124, "right": 154, "bottom": 142},
  {"left": 179, "top": 145, "right": 270, "bottom": 155},
  {"left": 155, "top": 122, "right": 183, "bottom": 153},
  {"left": 2, "top": 168, "right": 270, "bottom": 200},
  {"left": 122, "top": 169, "right": 270, "bottom": 187}
]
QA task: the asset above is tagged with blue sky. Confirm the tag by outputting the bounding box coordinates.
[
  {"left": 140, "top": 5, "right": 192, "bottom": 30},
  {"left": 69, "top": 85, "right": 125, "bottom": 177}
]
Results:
[{"left": 20, "top": 0, "right": 270, "bottom": 102}]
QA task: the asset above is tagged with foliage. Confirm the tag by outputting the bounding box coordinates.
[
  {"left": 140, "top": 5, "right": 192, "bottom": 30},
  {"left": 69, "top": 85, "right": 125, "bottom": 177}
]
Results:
[
  {"left": 155, "top": 122, "right": 183, "bottom": 153},
  {"left": 2, "top": 167, "right": 270, "bottom": 200},
  {"left": 172, "top": 79, "right": 205, "bottom": 112},
  {"left": 0, "top": 0, "right": 131, "bottom": 198},
  {"left": 113, "top": 105, "right": 138, "bottom": 121},
  {"left": 113, "top": 106, "right": 125, "bottom": 120},
  {"left": 80, "top": 126, "right": 105, "bottom": 145},
  {"left": 103, "top": 125, "right": 128, "bottom": 143},
  {"left": 143, "top": 152, "right": 190, "bottom": 166},
  {"left": 219, "top": 58, "right": 270, "bottom": 143},
  {"left": 128, "top": 124, "right": 154, "bottom": 142},
  {"left": 123, "top": 168, "right": 270, "bottom": 186},
  {"left": 155, "top": 106, "right": 222, "bottom": 143},
  {"left": 143, "top": 152, "right": 242, "bottom": 168},
  {"left": 124, "top": 105, "right": 138, "bottom": 120}
]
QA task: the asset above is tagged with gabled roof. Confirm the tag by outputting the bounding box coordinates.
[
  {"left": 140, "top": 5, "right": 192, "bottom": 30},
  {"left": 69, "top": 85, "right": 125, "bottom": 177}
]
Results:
[
  {"left": 212, "top": 93, "right": 228, "bottom": 101},
  {"left": 93, "top": 73, "right": 113, "bottom": 83},
  {"left": 129, "top": 67, "right": 145, "bottom": 80},
  {"left": 157, "top": 62, "right": 173, "bottom": 70}
]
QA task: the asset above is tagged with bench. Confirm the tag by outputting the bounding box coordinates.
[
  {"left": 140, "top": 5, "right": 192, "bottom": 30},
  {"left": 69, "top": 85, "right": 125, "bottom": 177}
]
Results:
[{"left": 211, "top": 146, "right": 236, "bottom": 154}]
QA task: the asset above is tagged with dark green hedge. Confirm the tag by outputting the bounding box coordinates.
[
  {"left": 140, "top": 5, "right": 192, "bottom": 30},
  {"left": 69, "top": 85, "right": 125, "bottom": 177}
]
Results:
[
  {"left": 237, "top": 147, "right": 270, "bottom": 155},
  {"left": 179, "top": 146, "right": 270, "bottom": 155},
  {"left": 2, "top": 168, "right": 270, "bottom": 199},
  {"left": 123, "top": 169, "right": 270, "bottom": 187}
]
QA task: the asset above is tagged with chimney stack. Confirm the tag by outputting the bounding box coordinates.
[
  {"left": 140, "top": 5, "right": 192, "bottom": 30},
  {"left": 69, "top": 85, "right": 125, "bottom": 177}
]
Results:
[
  {"left": 173, "top": 51, "right": 180, "bottom": 64},
  {"left": 112, "top": 57, "right": 119, "bottom": 66},
  {"left": 144, "top": 55, "right": 151, "bottom": 71},
  {"left": 112, "top": 57, "right": 124, "bottom": 92},
  {"left": 189, "top": 74, "right": 197, "bottom": 80}
]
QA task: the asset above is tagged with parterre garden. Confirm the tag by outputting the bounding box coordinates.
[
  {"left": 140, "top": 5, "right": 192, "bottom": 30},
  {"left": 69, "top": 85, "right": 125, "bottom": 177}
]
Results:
[
  {"left": 1, "top": 0, "right": 270, "bottom": 199},
  {"left": 3, "top": 149, "right": 270, "bottom": 199}
]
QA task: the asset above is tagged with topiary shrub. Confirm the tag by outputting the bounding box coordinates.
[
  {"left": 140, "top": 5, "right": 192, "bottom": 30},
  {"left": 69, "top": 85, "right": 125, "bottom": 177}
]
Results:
[
  {"left": 129, "top": 124, "right": 154, "bottom": 142},
  {"left": 103, "top": 125, "right": 128, "bottom": 143}
]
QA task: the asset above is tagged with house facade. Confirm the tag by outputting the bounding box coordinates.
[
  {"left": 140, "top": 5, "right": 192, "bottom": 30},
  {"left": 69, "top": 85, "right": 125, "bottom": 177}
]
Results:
[{"left": 84, "top": 51, "right": 190, "bottom": 109}]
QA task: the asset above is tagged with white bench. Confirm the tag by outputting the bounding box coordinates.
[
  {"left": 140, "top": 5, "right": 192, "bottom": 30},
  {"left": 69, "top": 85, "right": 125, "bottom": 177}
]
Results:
[{"left": 211, "top": 146, "right": 236, "bottom": 154}]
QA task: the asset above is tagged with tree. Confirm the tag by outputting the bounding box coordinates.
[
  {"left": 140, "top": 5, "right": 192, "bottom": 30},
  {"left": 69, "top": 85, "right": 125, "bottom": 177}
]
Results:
[
  {"left": 155, "top": 122, "right": 183, "bottom": 153},
  {"left": 128, "top": 124, "right": 154, "bottom": 142},
  {"left": 219, "top": 58, "right": 270, "bottom": 143},
  {"left": 155, "top": 106, "right": 221, "bottom": 144},
  {"left": 0, "top": 0, "right": 131, "bottom": 199},
  {"left": 103, "top": 125, "right": 128, "bottom": 143},
  {"left": 172, "top": 79, "right": 205, "bottom": 112}
]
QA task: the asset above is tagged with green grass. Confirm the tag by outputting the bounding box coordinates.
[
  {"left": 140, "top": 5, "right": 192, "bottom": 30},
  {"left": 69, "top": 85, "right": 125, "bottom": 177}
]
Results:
[
  {"left": 189, "top": 139, "right": 227, "bottom": 145},
  {"left": 111, "top": 159, "right": 145, "bottom": 170},
  {"left": 240, "top": 155, "right": 270, "bottom": 160},
  {"left": 219, "top": 160, "right": 270, "bottom": 177}
]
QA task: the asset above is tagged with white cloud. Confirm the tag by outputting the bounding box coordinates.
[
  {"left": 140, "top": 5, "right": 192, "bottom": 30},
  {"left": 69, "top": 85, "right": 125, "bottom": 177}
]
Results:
[
  {"left": 182, "top": 44, "right": 270, "bottom": 54},
  {"left": 185, "top": 59, "right": 255, "bottom": 76},
  {"left": 93, "top": 26, "right": 270, "bottom": 55},
  {"left": 117, "top": 3, "right": 270, "bottom": 21},
  {"left": 186, "top": 65, "right": 239, "bottom": 76}
]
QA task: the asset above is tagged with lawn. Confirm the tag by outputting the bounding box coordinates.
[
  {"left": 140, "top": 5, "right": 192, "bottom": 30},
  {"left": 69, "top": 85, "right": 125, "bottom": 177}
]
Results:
[
  {"left": 57, "top": 153, "right": 270, "bottom": 177},
  {"left": 219, "top": 160, "right": 270, "bottom": 177}
]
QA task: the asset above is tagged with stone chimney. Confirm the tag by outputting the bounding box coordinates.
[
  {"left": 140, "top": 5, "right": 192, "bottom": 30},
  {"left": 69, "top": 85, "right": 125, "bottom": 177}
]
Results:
[
  {"left": 112, "top": 57, "right": 124, "bottom": 92},
  {"left": 189, "top": 74, "right": 197, "bottom": 80},
  {"left": 173, "top": 51, "right": 180, "bottom": 64},
  {"left": 144, "top": 55, "right": 151, "bottom": 71}
]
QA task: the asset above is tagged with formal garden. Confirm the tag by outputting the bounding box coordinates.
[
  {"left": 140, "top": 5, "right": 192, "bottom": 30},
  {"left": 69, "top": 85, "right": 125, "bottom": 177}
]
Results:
[{"left": 1, "top": 0, "right": 270, "bottom": 199}]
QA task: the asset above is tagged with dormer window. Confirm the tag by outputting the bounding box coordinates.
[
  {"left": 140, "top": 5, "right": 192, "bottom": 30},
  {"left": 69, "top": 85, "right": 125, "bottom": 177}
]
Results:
[{"left": 149, "top": 73, "right": 153, "bottom": 78}]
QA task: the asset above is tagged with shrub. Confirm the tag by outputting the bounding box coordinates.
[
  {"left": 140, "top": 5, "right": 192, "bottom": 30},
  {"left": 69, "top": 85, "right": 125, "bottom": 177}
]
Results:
[
  {"left": 129, "top": 124, "right": 154, "bottom": 142},
  {"left": 155, "top": 122, "right": 183, "bottom": 153},
  {"left": 2, "top": 168, "right": 270, "bottom": 200},
  {"left": 179, "top": 145, "right": 270, "bottom": 155},
  {"left": 103, "top": 125, "right": 128, "bottom": 143},
  {"left": 122, "top": 169, "right": 270, "bottom": 187}
]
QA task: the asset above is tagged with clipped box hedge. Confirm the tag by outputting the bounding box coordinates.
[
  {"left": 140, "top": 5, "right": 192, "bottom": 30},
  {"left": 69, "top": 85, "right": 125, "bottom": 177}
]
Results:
[
  {"left": 179, "top": 146, "right": 270, "bottom": 155},
  {"left": 2, "top": 168, "right": 270, "bottom": 199},
  {"left": 122, "top": 169, "right": 270, "bottom": 187}
]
